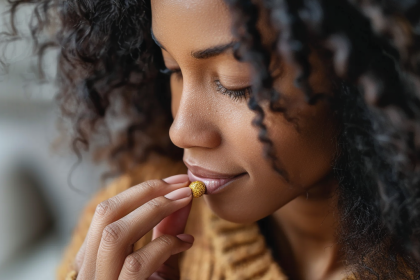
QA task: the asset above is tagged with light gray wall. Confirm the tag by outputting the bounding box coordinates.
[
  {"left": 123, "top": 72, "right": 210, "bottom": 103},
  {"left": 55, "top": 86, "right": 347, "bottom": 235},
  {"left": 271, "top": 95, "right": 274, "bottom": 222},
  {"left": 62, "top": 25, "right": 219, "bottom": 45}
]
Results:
[{"left": 0, "top": 1, "right": 109, "bottom": 279}]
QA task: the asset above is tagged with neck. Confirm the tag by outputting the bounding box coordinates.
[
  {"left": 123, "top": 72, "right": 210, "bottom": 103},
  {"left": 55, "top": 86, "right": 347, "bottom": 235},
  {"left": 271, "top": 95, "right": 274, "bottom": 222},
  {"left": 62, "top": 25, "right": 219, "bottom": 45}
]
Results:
[{"left": 267, "top": 176, "right": 346, "bottom": 280}]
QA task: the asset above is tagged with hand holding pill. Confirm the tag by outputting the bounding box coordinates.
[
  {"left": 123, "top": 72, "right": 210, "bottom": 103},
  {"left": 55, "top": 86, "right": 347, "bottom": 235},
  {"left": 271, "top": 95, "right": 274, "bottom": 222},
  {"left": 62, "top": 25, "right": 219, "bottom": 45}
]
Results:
[{"left": 72, "top": 174, "right": 196, "bottom": 280}]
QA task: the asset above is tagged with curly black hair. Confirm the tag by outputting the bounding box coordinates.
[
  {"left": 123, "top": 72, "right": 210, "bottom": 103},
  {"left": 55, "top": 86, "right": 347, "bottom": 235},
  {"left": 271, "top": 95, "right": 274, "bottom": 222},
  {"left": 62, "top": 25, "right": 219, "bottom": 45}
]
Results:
[{"left": 3, "top": 0, "right": 420, "bottom": 278}]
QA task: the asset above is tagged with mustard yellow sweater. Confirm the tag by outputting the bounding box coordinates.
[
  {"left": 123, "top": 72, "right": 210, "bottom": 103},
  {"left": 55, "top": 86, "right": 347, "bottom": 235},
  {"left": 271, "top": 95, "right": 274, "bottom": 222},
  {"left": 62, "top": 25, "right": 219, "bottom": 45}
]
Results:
[{"left": 56, "top": 155, "right": 354, "bottom": 280}]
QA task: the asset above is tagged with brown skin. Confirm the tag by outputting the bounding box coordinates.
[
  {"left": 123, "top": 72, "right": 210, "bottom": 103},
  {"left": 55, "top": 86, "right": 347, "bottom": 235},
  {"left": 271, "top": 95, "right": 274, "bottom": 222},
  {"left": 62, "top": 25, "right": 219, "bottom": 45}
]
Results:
[
  {"left": 73, "top": 175, "right": 196, "bottom": 280},
  {"left": 153, "top": 0, "right": 344, "bottom": 279},
  {"left": 73, "top": 1, "right": 346, "bottom": 279}
]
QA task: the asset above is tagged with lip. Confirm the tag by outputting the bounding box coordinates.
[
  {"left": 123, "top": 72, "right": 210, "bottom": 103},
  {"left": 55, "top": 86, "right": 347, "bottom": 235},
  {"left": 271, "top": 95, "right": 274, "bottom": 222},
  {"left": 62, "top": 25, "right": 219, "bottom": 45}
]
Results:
[{"left": 184, "top": 161, "right": 246, "bottom": 194}]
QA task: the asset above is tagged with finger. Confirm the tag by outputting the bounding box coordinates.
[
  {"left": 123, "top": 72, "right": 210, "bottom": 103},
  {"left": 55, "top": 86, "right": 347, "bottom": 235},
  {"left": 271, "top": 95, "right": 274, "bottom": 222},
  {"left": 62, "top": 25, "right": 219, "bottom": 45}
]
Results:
[
  {"left": 162, "top": 174, "right": 189, "bottom": 184},
  {"left": 95, "top": 188, "right": 192, "bottom": 280},
  {"left": 118, "top": 234, "right": 194, "bottom": 280},
  {"left": 151, "top": 200, "right": 193, "bottom": 275},
  {"left": 153, "top": 174, "right": 191, "bottom": 239},
  {"left": 152, "top": 199, "right": 192, "bottom": 238},
  {"left": 147, "top": 274, "right": 165, "bottom": 280},
  {"left": 73, "top": 236, "right": 87, "bottom": 271},
  {"left": 77, "top": 178, "right": 189, "bottom": 279}
]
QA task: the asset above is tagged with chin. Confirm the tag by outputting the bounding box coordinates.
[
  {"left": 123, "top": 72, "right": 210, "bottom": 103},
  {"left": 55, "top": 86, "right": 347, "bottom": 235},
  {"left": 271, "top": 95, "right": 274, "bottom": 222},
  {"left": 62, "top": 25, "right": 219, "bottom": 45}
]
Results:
[{"left": 203, "top": 196, "right": 264, "bottom": 224}]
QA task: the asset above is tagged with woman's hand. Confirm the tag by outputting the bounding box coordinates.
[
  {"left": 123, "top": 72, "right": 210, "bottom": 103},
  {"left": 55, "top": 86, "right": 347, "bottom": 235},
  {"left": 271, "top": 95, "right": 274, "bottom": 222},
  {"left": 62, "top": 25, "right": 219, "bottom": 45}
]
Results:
[{"left": 73, "top": 174, "right": 194, "bottom": 280}]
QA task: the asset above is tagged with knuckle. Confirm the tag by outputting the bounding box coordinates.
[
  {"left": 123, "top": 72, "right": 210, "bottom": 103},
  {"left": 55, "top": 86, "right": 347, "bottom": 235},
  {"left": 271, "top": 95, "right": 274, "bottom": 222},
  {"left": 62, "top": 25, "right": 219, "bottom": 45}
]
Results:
[
  {"left": 101, "top": 222, "right": 125, "bottom": 245},
  {"left": 144, "top": 196, "right": 167, "bottom": 212},
  {"left": 124, "top": 252, "right": 148, "bottom": 274},
  {"left": 140, "top": 179, "right": 162, "bottom": 193},
  {"left": 95, "top": 198, "right": 118, "bottom": 219},
  {"left": 158, "top": 234, "right": 177, "bottom": 247}
]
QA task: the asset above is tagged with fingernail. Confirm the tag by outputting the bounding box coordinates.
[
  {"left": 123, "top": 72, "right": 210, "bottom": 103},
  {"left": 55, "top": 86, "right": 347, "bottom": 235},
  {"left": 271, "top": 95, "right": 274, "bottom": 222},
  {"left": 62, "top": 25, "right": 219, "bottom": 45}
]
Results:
[
  {"left": 164, "top": 187, "right": 192, "bottom": 200},
  {"left": 163, "top": 174, "right": 189, "bottom": 184},
  {"left": 176, "top": 234, "right": 194, "bottom": 244}
]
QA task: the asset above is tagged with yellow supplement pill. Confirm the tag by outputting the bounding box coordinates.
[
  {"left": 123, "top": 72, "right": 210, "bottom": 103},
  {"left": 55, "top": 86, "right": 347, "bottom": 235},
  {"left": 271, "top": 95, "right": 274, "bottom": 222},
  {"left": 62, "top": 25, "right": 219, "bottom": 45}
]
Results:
[{"left": 189, "top": 181, "right": 206, "bottom": 198}]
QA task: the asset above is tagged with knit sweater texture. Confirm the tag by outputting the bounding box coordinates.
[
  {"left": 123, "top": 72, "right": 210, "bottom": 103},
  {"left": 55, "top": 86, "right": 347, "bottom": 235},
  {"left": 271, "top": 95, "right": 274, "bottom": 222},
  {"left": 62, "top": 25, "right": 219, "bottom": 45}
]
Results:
[{"left": 56, "top": 155, "right": 354, "bottom": 280}]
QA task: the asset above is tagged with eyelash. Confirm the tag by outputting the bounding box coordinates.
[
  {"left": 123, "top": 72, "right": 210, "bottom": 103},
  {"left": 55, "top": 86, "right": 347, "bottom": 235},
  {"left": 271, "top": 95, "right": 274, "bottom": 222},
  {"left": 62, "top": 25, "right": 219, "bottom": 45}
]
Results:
[
  {"left": 214, "top": 80, "right": 251, "bottom": 101},
  {"left": 160, "top": 68, "right": 251, "bottom": 101}
]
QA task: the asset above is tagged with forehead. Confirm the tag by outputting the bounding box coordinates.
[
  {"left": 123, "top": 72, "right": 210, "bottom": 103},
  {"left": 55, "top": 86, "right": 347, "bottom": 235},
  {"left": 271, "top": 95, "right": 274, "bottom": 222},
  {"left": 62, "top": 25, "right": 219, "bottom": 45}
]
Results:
[{"left": 151, "top": 0, "right": 234, "bottom": 54}]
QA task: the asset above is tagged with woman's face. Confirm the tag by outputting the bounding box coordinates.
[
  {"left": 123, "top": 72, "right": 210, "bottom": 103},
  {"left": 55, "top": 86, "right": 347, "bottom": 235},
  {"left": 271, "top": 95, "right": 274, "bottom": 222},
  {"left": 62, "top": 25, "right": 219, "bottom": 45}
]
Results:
[{"left": 151, "top": 0, "right": 337, "bottom": 223}]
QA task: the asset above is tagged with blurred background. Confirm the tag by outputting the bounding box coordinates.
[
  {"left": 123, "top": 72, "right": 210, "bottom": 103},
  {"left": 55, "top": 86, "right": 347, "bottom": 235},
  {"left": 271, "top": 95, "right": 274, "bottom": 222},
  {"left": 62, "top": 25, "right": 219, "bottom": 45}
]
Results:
[{"left": 0, "top": 1, "right": 109, "bottom": 279}]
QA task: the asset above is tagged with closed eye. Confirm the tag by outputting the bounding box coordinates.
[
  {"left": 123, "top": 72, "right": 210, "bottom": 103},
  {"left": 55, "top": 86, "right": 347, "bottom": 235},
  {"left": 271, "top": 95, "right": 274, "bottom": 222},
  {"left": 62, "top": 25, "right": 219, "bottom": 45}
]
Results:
[
  {"left": 215, "top": 80, "right": 251, "bottom": 102},
  {"left": 160, "top": 67, "right": 250, "bottom": 102}
]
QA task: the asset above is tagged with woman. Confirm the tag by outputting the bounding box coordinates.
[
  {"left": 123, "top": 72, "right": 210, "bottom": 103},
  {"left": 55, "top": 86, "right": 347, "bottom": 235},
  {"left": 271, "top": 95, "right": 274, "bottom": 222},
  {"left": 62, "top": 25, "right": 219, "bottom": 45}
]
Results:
[{"left": 5, "top": 0, "right": 420, "bottom": 279}]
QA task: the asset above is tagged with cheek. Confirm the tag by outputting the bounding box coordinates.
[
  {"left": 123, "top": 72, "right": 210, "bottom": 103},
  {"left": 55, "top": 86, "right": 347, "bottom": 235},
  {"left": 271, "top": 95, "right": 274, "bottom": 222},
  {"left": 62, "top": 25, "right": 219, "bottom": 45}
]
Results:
[
  {"left": 201, "top": 105, "right": 311, "bottom": 224},
  {"left": 266, "top": 56, "right": 337, "bottom": 188},
  {"left": 265, "top": 102, "right": 337, "bottom": 188},
  {"left": 207, "top": 104, "right": 337, "bottom": 224},
  {"left": 204, "top": 79, "right": 337, "bottom": 224}
]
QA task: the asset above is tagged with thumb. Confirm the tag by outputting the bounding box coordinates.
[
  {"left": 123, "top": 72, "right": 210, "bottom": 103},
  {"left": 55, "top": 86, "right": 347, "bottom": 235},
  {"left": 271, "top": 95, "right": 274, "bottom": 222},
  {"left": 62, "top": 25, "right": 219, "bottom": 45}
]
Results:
[
  {"left": 154, "top": 173, "right": 192, "bottom": 238},
  {"left": 154, "top": 173, "right": 192, "bottom": 237},
  {"left": 151, "top": 202, "right": 193, "bottom": 279},
  {"left": 152, "top": 200, "right": 193, "bottom": 239},
  {"left": 150, "top": 175, "right": 193, "bottom": 278}
]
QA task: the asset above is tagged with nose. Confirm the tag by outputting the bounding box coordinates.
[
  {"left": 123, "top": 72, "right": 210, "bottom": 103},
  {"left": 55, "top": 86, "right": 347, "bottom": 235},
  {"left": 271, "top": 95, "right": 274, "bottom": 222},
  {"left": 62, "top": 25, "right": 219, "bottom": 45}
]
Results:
[{"left": 169, "top": 82, "right": 222, "bottom": 150}]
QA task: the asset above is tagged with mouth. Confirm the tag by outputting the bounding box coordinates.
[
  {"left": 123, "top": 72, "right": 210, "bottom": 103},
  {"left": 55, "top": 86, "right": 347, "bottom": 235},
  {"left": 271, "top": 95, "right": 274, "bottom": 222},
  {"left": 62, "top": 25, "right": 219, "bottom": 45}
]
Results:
[{"left": 184, "top": 161, "right": 247, "bottom": 195}]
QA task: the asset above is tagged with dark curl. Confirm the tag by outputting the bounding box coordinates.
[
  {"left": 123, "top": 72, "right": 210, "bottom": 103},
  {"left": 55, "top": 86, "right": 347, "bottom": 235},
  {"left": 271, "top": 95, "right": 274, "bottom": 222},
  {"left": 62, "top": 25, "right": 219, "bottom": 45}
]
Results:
[
  {"left": 5, "top": 0, "right": 182, "bottom": 185},
  {"left": 3, "top": 0, "right": 420, "bottom": 278}
]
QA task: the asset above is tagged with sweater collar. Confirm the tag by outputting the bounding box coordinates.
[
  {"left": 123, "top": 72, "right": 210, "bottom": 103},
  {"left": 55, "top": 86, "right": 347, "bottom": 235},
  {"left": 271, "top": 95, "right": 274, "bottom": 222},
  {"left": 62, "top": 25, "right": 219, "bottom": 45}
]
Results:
[{"left": 201, "top": 199, "right": 288, "bottom": 279}]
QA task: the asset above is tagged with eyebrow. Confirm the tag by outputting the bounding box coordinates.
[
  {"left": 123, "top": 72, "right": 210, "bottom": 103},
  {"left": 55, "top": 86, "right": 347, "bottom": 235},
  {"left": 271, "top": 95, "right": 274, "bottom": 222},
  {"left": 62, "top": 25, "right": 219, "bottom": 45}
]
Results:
[{"left": 151, "top": 28, "right": 237, "bottom": 59}]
